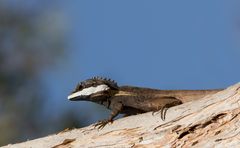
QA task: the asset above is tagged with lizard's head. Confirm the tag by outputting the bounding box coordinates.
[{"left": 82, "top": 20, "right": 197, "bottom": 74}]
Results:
[{"left": 68, "top": 77, "right": 119, "bottom": 102}]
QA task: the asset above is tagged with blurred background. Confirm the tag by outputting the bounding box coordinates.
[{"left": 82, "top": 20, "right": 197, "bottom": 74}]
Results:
[{"left": 0, "top": 0, "right": 240, "bottom": 146}]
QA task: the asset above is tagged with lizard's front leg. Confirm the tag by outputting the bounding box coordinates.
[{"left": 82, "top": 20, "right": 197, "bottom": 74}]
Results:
[{"left": 94, "top": 102, "right": 123, "bottom": 129}]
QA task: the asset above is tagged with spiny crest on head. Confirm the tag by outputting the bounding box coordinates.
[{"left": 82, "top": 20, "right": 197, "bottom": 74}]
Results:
[{"left": 73, "top": 76, "right": 118, "bottom": 92}]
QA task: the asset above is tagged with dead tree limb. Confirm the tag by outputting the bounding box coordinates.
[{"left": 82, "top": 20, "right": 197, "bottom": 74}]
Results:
[{"left": 3, "top": 83, "right": 240, "bottom": 148}]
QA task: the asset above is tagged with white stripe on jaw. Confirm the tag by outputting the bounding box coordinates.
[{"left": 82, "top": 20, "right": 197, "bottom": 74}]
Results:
[{"left": 68, "top": 84, "right": 110, "bottom": 100}]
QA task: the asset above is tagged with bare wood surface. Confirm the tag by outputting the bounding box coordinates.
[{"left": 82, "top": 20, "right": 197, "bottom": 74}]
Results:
[{"left": 3, "top": 83, "right": 240, "bottom": 148}]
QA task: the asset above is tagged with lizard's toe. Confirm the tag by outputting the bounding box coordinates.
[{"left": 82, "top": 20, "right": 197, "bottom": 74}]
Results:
[
  {"left": 94, "top": 119, "right": 112, "bottom": 129},
  {"left": 152, "top": 106, "right": 167, "bottom": 120},
  {"left": 160, "top": 106, "right": 168, "bottom": 121}
]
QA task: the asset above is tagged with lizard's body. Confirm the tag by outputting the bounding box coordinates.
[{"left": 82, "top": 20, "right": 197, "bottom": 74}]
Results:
[
  {"left": 68, "top": 77, "right": 222, "bottom": 128},
  {"left": 110, "top": 86, "right": 221, "bottom": 112}
]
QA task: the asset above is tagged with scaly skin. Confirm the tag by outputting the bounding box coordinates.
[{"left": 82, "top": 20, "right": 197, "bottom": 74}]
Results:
[{"left": 68, "top": 77, "right": 223, "bottom": 129}]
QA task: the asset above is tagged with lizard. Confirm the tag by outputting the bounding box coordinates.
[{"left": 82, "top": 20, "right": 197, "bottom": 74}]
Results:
[{"left": 68, "top": 77, "right": 223, "bottom": 129}]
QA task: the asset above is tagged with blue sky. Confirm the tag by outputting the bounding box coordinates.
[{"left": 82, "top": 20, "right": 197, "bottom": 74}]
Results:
[{"left": 42, "top": 1, "right": 240, "bottom": 125}]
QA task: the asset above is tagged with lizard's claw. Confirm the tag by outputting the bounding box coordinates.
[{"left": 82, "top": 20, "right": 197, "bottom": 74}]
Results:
[
  {"left": 151, "top": 105, "right": 168, "bottom": 121},
  {"left": 152, "top": 110, "right": 158, "bottom": 116},
  {"left": 160, "top": 106, "right": 168, "bottom": 121},
  {"left": 94, "top": 119, "right": 112, "bottom": 129},
  {"left": 152, "top": 106, "right": 168, "bottom": 121},
  {"left": 152, "top": 107, "right": 168, "bottom": 121},
  {"left": 160, "top": 101, "right": 182, "bottom": 121}
]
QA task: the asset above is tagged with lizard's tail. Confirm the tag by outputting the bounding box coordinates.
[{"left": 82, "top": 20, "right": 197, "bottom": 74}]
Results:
[{"left": 174, "top": 89, "right": 223, "bottom": 103}]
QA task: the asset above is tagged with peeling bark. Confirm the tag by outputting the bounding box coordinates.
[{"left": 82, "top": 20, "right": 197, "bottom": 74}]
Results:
[{"left": 3, "top": 83, "right": 240, "bottom": 148}]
